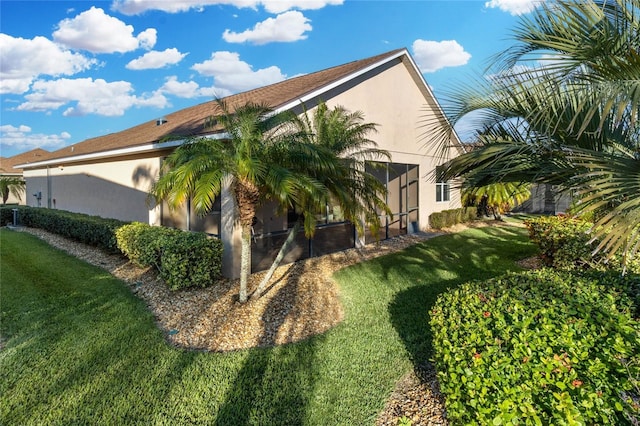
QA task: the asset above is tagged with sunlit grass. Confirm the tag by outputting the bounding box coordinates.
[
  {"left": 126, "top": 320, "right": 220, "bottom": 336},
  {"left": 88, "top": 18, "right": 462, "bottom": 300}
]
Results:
[{"left": 0, "top": 224, "right": 537, "bottom": 425}]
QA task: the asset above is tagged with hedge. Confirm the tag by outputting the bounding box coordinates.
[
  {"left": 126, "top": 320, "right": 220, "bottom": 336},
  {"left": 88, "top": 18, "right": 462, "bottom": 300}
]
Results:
[
  {"left": 115, "top": 222, "right": 174, "bottom": 269},
  {"left": 1, "top": 205, "right": 126, "bottom": 253},
  {"left": 429, "top": 207, "right": 477, "bottom": 229},
  {"left": 430, "top": 268, "right": 640, "bottom": 425},
  {"left": 2, "top": 207, "right": 225, "bottom": 290},
  {"left": 524, "top": 215, "right": 640, "bottom": 274}
]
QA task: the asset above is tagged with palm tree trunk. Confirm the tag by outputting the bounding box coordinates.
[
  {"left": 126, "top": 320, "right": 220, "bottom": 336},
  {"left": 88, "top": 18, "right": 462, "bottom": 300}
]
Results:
[
  {"left": 251, "top": 220, "right": 302, "bottom": 299},
  {"left": 238, "top": 224, "right": 252, "bottom": 303}
]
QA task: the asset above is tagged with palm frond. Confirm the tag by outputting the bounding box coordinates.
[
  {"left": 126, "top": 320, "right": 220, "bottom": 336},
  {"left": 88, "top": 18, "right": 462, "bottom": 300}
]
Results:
[{"left": 566, "top": 145, "right": 640, "bottom": 260}]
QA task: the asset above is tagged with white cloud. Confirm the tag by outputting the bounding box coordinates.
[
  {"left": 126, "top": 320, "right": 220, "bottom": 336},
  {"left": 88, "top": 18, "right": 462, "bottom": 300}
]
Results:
[
  {"left": 261, "top": 0, "right": 343, "bottom": 13},
  {"left": 0, "top": 124, "right": 71, "bottom": 151},
  {"left": 222, "top": 11, "right": 311, "bottom": 45},
  {"left": 16, "top": 77, "right": 168, "bottom": 116},
  {"left": 0, "top": 34, "right": 96, "bottom": 94},
  {"left": 484, "top": 0, "right": 542, "bottom": 15},
  {"left": 158, "top": 76, "right": 202, "bottom": 98},
  {"left": 111, "top": 0, "right": 342, "bottom": 15},
  {"left": 112, "top": 0, "right": 233, "bottom": 15},
  {"left": 192, "top": 51, "right": 286, "bottom": 93},
  {"left": 412, "top": 39, "right": 471, "bottom": 73},
  {"left": 157, "top": 76, "right": 232, "bottom": 99},
  {"left": 136, "top": 28, "right": 158, "bottom": 50},
  {"left": 53, "top": 7, "right": 156, "bottom": 53},
  {"left": 126, "top": 48, "right": 187, "bottom": 70}
]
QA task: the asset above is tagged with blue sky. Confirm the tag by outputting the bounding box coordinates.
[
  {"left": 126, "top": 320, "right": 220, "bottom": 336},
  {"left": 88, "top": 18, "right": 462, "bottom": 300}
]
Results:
[{"left": 0, "top": 0, "right": 541, "bottom": 158}]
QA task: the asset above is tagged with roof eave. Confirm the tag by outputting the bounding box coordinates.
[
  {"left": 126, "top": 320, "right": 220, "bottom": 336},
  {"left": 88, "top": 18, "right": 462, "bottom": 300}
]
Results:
[
  {"left": 19, "top": 48, "right": 463, "bottom": 168},
  {"left": 274, "top": 48, "right": 409, "bottom": 113},
  {"left": 15, "top": 133, "right": 227, "bottom": 169}
]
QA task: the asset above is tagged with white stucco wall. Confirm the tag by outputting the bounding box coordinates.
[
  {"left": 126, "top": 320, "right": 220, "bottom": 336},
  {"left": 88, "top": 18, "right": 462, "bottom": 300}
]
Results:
[
  {"left": 23, "top": 155, "right": 161, "bottom": 223},
  {"left": 305, "top": 58, "right": 462, "bottom": 232}
]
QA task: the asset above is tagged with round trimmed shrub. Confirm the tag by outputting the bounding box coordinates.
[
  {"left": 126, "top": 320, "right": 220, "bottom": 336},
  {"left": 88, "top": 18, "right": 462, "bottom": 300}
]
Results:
[
  {"left": 160, "top": 231, "right": 223, "bottom": 290},
  {"left": 430, "top": 268, "right": 640, "bottom": 425}
]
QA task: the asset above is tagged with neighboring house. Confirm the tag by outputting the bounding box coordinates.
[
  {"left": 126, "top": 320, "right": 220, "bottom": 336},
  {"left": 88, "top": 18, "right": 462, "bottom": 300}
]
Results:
[
  {"left": 17, "top": 48, "right": 464, "bottom": 278},
  {"left": 514, "top": 184, "right": 572, "bottom": 215},
  {"left": 0, "top": 148, "right": 49, "bottom": 205}
]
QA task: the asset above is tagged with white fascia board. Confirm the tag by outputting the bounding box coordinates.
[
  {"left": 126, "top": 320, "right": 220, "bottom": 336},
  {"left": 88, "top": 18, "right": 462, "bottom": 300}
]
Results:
[
  {"left": 273, "top": 48, "right": 466, "bottom": 153},
  {"left": 400, "top": 52, "right": 466, "bottom": 152},
  {"left": 274, "top": 49, "right": 409, "bottom": 114},
  {"left": 15, "top": 133, "right": 228, "bottom": 169}
]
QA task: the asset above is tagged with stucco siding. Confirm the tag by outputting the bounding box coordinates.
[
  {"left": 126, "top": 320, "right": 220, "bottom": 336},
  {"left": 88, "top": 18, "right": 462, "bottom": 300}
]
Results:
[
  {"left": 23, "top": 156, "right": 161, "bottom": 223},
  {"left": 309, "top": 59, "right": 461, "bottom": 231}
]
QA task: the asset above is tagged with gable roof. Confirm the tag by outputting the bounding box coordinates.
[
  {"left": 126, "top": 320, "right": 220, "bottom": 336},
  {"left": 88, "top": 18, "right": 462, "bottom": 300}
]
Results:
[
  {"left": 1, "top": 148, "right": 50, "bottom": 173},
  {"left": 18, "top": 48, "right": 456, "bottom": 169}
]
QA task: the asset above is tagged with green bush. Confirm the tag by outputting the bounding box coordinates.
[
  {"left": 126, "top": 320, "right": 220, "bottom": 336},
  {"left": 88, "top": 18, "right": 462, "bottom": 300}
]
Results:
[
  {"left": 524, "top": 215, "right": 640, "bottom": 274},
  {"left": 524, "top": 215, "right": 595, "bottom": 269},
  {"left": 160, "top": 231, "right": 223, "bottom": 290},
  {"left": 0, "top": 205, "right": 19, "bottom": 226},
  {"left": 116, "top": 222, "right": 223, "bottom": 290},
  {"left": 116, "top": 222, "right": 175, "bottom": 269},
  {"left": 430, "top": 269, "right": 640, "bottom": 425},
  {"left": 1, "top": 205, "right": 126, "bottom": 253},
  {"left": 429, "top": 207, "right": 476, "bottom": 229}
]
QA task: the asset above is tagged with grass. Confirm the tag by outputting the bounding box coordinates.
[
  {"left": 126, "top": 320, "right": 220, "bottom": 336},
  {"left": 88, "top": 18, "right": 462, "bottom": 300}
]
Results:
[{"left": 0, "top": 223, "right": 538, "bottom": 425}]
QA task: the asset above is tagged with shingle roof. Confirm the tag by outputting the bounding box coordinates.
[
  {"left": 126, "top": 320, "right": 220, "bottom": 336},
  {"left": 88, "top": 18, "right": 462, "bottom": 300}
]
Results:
[
  {"left": 20, "top": 48, "right": 409, "bottom": 167},
  {"left": 0, "top": 148, "right": 50, "bottom": 173}
]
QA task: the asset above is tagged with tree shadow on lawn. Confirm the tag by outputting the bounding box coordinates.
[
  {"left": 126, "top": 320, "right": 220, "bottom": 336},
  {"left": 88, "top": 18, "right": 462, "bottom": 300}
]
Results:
[
  {"left": 386, "top": 225, "right": 537, "bottom": 366},
  {"left": 1, "top": 276, "right": 201, "bottom": 424},
  {"left": 214, "top": 261, "right": 324, "bottom": 426}
]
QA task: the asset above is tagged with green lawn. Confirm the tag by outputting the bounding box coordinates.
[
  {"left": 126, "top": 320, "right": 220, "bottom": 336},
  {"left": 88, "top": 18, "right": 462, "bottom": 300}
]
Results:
[{"left": 0, "top": 224, "right": 537, "bottom": 425}]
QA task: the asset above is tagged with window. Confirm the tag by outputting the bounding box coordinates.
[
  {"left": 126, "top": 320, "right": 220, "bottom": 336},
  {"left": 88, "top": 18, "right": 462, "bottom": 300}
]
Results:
[{"left": 436, "top": 166, "right": 450, "bottom": 202}]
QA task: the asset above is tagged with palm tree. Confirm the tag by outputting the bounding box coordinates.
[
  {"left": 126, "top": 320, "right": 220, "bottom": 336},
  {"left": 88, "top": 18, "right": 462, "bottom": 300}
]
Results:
[
  {"left": 0, "top": 175, "right": 25, "bottom": 204},
  {"left": 251, "top": 101, "right": 392, "bottom": 298},
  {"left": 151, "top": 100, "right": 333, "bottom": 303},
  {"left": 430, "top": 0, "right": 640, "bottom": 262},
  {"left": 463, "top": 182, "right": 531, "bottom": 220}
]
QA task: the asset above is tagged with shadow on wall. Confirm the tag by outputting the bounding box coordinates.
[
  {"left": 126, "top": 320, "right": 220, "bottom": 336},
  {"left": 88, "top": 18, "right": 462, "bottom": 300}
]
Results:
[
  {"left": 29, "top": 172, "right": 153, "bottom": 223},
  {"left": 132, "top": 164, "right": 157, "bottom": 191}
]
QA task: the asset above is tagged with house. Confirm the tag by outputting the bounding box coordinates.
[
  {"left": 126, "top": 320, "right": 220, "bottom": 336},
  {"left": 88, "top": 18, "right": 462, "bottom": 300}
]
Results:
[
  {"left": 16, "top": 48, "right": 464, "bottom": 278},
  {"left": 514, "top": 184, "right": 572, "bottom": 215},
  {"left": 0, "top": 148, "right": 49, "bottom": 205}
]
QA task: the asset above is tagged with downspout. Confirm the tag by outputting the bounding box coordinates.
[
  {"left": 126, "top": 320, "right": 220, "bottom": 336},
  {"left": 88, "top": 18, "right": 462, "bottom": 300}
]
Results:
[
  {"left": 47, "top": 166, "right": 52, "bottom": 208},
  {"left": 187, "top": 198, "right": 191, "bottom": 231},
  {"left": 385, "top": 164, "right": 390, "bottom": 240}
]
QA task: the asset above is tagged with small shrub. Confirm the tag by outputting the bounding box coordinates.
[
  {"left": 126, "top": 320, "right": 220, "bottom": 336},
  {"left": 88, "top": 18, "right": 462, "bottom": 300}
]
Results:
[
  {"left": 525, "top": 215, "right": 640, "bottom": 274},
  {"left": 430, "top": 269, "right": 640, "bottom": 425},
  {"left": 160, "top": 231, "right": 223, "bottom": 290},
  {"left": 116, "top": 222, "right": 223, "bottom": 290},
  {"left": 524, "top": 215, "right": 595, "bottom": 269},
  {"left": 429, "top": 207, "right": 477, "bottom": 229},
  {"left": 116, "top": 222, "right": 175, "bottom": 269}
]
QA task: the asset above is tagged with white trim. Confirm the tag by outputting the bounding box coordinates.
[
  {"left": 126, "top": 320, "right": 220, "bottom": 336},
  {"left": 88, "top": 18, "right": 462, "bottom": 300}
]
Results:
[
  {"left": 274, "top": 49, "right": 409, "bottom": 114},
  {"left": 15, "top": 133, "right": 228, "bottom": 169},
  {"left": 400, "top": 51, "right": 466, "bottom": 151}
]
